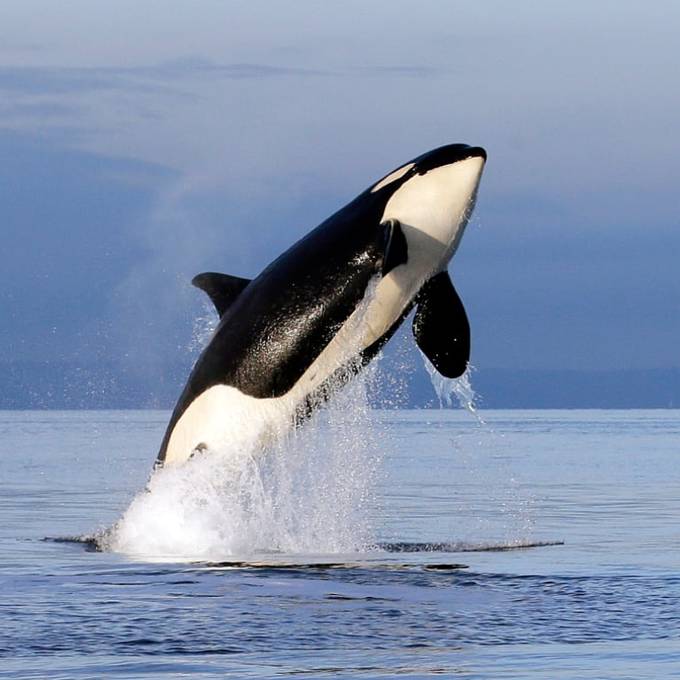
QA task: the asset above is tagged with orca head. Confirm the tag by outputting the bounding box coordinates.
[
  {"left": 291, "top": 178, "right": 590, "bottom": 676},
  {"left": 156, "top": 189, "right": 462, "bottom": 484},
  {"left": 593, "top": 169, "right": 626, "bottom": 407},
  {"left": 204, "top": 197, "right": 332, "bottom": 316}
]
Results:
[{"left": 369, "top": 144, "right": 486, "bottom": 266}]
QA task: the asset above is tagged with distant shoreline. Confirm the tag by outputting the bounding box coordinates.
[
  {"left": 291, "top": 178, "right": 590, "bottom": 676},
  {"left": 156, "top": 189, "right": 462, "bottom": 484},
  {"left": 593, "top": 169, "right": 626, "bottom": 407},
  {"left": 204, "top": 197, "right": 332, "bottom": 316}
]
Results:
[{"left": 2, "top": 362, "right": 679, "bottom": 409}]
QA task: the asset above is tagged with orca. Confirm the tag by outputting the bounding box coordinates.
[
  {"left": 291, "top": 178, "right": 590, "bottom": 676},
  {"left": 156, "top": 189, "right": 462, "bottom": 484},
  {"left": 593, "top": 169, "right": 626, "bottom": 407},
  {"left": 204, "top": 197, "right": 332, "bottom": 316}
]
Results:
[{"left": 156, "top": 144, "right": 486, "bottom": 466}]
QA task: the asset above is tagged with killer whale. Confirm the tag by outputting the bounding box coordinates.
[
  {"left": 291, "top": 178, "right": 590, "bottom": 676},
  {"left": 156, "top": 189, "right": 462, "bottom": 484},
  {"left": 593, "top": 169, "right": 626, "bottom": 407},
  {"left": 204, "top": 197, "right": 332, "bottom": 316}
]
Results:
[{"left": 156, "top": 144, "right": 486, "bottom": 466}]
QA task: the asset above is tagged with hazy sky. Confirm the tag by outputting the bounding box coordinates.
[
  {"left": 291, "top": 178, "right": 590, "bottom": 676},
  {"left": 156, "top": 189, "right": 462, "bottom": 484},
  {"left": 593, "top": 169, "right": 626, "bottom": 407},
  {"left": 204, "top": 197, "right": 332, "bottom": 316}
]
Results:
[{"left": 2, "top": 1, "right": 679, "bottom": 379}]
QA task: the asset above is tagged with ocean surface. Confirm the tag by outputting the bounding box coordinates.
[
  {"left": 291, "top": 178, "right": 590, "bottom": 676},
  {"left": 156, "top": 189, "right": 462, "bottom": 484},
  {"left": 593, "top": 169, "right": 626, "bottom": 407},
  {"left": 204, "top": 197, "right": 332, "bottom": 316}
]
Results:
[{"left": 1, "top": 407, "right": 679, "bottom": 678}]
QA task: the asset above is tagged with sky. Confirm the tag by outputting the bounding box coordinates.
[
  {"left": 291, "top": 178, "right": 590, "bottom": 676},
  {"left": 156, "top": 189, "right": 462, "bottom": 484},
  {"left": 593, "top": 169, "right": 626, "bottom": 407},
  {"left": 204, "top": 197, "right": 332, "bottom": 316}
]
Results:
[{"left": 2, "top": 1, "right": 679, "bottom": 388}]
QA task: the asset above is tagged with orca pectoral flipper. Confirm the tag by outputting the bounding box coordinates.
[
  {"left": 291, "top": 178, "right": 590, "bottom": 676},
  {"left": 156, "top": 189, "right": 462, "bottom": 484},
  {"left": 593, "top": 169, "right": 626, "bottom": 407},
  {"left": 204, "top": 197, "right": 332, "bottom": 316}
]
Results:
[
  {"left": 192, "top": 272, "right": 251, "bottom": 317},
  {"left": 412, "top": 271, "right": 470, "bottom": 378}
]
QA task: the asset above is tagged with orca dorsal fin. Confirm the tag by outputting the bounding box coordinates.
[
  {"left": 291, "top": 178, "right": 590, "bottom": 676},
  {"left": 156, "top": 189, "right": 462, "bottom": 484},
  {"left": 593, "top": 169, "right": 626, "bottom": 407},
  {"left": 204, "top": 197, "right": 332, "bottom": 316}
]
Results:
[
  {"left": 412, "top": 271, "right": 470, "bottom": 378},
  {"left": 381, "top": 219, "right": 408, "bottom": 276},
  {"left": 191, "top": 272, "right": 251, "bottom": 317}
]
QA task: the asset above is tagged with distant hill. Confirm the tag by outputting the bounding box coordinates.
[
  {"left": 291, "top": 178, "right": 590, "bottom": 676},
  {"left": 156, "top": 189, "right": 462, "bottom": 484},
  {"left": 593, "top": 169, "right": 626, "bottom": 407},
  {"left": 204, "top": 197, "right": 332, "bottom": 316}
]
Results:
[{"left": 2, "top": 355, "right": 679, "bottom": 410}]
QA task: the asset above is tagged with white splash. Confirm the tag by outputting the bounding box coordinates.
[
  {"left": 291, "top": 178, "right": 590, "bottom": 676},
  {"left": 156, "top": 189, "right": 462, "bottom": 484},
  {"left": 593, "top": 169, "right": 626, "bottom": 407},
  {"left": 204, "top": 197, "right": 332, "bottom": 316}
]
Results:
[{"left": 104, "top": 365, "right": 382, "bottom": 562}]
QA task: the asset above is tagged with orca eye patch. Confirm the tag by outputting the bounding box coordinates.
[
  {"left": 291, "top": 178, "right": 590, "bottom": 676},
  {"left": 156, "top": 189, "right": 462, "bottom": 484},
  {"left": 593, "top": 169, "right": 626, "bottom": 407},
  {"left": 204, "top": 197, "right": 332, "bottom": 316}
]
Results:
[{"left": 371, "top": 162, "right": 415, "bottom": 193}]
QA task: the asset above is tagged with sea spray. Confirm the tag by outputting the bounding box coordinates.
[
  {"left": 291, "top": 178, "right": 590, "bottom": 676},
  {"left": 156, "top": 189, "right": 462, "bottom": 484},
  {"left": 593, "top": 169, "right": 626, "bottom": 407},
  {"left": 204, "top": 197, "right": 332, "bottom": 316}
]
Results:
[
  {"left": 187, "top": 300, "right": 219, "bottom": 356},
  {"left": 107, "top": 274, "right": 385, "bottom": 560},
  {"left": 422, "top": 353, "right": 484, "bottom": 423},
  {"left": 105, "top": 368, "right": 382, "bottom": 560},
  {"left": 106, "top": 277, "right": 387, "bottom": 559}
]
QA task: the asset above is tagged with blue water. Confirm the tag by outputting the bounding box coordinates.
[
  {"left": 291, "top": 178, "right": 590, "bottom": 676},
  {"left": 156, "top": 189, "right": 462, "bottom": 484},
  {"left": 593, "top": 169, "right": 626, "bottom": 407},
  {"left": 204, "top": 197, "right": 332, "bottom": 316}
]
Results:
[{"left": 1, "top": 409, "right": 679, "bottom": 678}]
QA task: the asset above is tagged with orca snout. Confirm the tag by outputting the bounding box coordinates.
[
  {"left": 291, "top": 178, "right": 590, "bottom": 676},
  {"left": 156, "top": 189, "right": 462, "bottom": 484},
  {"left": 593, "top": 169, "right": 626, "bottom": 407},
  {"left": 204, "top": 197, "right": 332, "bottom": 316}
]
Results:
[
  {"left": 449, "top": 144, "right": 486, "bottom": 163},
  {"left": 464, "top": 145, "right": 487, "bottom": 162},
  {"left": 415, "top": 144, "right": 486, "bottom": 174}
]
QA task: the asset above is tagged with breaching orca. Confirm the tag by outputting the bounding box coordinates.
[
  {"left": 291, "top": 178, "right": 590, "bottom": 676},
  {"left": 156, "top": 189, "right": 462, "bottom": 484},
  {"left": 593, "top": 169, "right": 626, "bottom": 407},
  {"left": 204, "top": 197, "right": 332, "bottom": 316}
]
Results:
[{"left": 156, "top": 144, "right": 486, "bottom": 466}]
